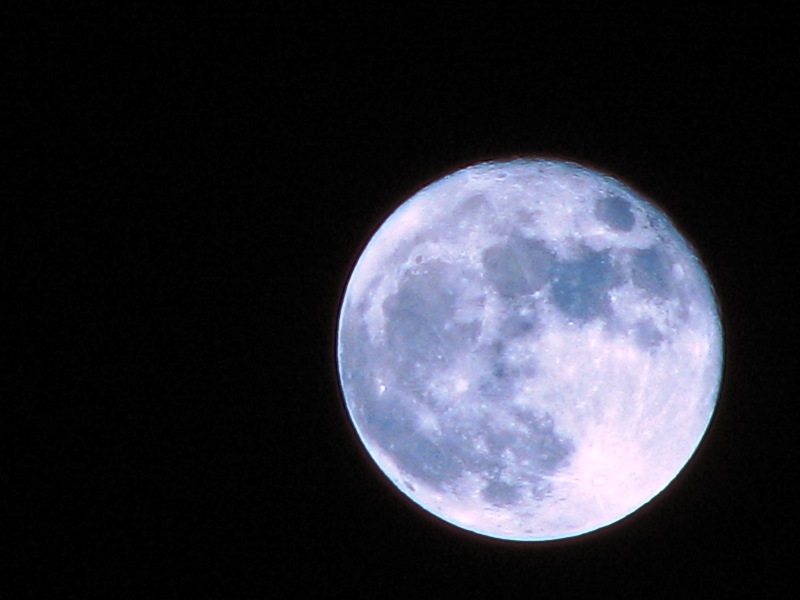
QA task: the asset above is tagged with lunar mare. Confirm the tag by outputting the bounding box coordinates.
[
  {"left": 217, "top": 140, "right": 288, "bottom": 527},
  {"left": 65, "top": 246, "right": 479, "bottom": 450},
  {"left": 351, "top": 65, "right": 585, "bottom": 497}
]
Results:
[{"left": 337, "top": 159, "right": 723, "bottom": 541}]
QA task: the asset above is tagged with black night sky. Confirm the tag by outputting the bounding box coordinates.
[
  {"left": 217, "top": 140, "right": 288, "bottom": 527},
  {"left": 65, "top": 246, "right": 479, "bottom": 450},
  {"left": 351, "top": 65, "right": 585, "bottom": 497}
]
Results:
[{"left": 13, "top": 6, "right": 797, "bottom": 596}]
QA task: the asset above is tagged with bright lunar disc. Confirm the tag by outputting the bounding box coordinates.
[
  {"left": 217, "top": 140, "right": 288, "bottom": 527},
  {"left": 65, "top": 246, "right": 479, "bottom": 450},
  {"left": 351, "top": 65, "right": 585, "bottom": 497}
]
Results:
[{"left": 336, "top": 159, "right": 723, "bottom": 541}]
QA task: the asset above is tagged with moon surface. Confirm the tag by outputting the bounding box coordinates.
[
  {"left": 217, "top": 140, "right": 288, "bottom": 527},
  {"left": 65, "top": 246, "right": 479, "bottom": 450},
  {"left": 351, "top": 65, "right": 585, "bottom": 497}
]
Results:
[{"left": 336, "top": 158, "right": 723, "bottom": 541}]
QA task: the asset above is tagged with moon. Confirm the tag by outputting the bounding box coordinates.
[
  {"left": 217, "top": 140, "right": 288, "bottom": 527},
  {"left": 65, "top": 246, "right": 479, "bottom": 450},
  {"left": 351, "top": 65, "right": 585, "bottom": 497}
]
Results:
[{"left": 336, "top": 158, "right": 723, "bottom": 541}]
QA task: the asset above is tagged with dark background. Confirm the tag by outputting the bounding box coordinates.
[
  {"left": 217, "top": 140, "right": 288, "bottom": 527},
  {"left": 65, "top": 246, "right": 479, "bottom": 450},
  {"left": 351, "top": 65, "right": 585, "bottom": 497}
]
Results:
[{"left": 12, "top": 6, "right": 796, "bottom": 596}]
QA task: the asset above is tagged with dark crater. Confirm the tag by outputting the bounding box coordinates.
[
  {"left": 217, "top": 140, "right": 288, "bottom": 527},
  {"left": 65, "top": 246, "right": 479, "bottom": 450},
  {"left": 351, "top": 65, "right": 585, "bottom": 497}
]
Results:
[
  {"left": 360, "top": 396, "right": 466, "bottom": 488},
  {"left": 595, "top": 194, "right": 635, "bottom": 232},
  {"left": 476, "top": 341, "right": 517, "bottom": 399},
  {"left": 382, "top": 261, "right": 480, "bottom": 384},
  {"left": 481, "top": 235, "right": 554, "bottom": 298},
  {"left": 630, "top": 247, "right": 673, "bottom": 298},
  {"left": 355, "top": 387, "right": 576, "bottom": 493},
  {"left": 634, "top": 318, "right": 665, "bottom": 349},
  {"left": 479, "top": 410, "right": 574, "bottom": 506},
  {"left": 485, "top": 411, "right": 575, "bottom": 474},
  {"left": 510, "top": 409, "right": 576, "bottom": 472},
  {"left": 550, "top": 248, "right": 617, "bottom": 321},
  {"left": 500, "top": 298, "right": 541, "bottom": 339},
  {"left": 481, "top": 479, "right": 522, "bottom": 506},
  {"left": 502, "top": 313, "right": 537, "bottom": 338}
]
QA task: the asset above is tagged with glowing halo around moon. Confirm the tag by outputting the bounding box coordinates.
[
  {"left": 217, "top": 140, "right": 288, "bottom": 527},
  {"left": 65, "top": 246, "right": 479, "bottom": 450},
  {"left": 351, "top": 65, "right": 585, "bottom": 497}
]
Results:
[{"left": 336, "top": 158, "right": 723, "bottom": 541}]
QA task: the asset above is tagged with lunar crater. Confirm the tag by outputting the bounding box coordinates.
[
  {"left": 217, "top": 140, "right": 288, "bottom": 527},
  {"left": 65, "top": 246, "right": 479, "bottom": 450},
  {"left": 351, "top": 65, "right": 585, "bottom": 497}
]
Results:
[
  {"left": 594, "top": 194, "right": 636, "bottom": 232},
  {"left": 481, "top": 234, "right": 554, "bottom": 298}
]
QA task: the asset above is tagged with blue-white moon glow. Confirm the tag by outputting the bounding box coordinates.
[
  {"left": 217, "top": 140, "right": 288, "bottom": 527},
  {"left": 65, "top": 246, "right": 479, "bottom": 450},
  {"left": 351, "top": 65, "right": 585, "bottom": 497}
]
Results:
[{"left": 336, "top": 158, "right": 723, "bottom": 541}]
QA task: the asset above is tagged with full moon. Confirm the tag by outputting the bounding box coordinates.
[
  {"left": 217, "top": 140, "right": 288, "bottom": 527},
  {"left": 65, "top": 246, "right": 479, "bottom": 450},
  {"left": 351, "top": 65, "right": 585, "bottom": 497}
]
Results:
[{"left": 336, "top": 158, "right": 723, "bottom": 541}]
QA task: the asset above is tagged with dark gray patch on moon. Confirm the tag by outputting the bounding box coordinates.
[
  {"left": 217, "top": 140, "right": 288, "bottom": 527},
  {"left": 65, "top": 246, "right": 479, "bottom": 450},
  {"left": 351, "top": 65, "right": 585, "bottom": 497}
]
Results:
[
  {"left": 511, "top": 409, "right": 575, "bottom": 472},
  {"left": 360, "top": 392, "right": 415, "bottom": 448},
  {"left": 477, "top": 369, "right": 514, "bottom": 399},
  {"left": 634, "top": 319, "right": 665, "bottom": 349},
  {"left": 360, "top": 395, "right": 465, "bottom": 488},
  {"left": 337, "top": 316, "right": 381, "bottom": 411},
  {"left": 595, "top": 195, "right": 635, "bottom": 232},
  {"left": 476, "top": 341, "right": 517, "bottom": 398},
  {"left": 484, "top": 428, "right": 516, "bottom": 453},
  {"left": 631, "top": 247, "right": 672, "bottom": 298},
  {"left": 393, "top": 430, "right": 466, "bottom": 487},
  {"left": 551, "top": 248, "right": 616, "bottom": 321},
  {"left": 530, "top": 478, "right": 553, "bottom": 501},
  {"left": 459, "top": 193, "right": 488, "bottom": 214},
  {"left": 382, "top": 261, "right": 481, "bottom": 385},
  {"left": 481, "top": 235, "right": 554, "bottom": 298},
  {"left": 501, "top": 313, "right": 538, "bottom": 338},
  {"left": 487, "top": 413, "right": 575, "bottom": 470},
  {"left": 441, "top": 427, "right": 503, "bottom": 474},
  {"left": 481, "top": 479, "right": 522, "bottom": 506},
  {"left": 351, "top": 335, "right": 575, "bottom": 495},
  {"left": 500, "top": 299, "right": 540, "bottom": 339},
  {"left": 479, "top": 409, "right": 574, "bottom": 505}
]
